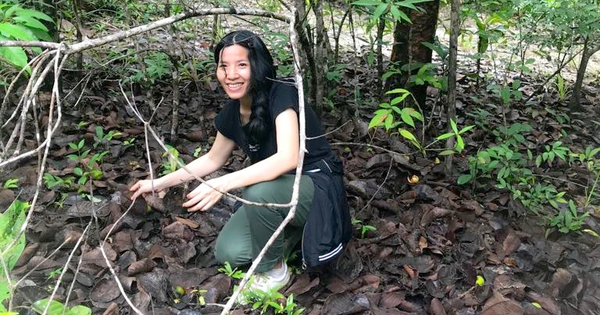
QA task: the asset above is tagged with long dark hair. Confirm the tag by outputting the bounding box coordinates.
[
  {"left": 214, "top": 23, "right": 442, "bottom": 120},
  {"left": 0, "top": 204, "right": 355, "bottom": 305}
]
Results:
[{"left": 214, "top": 30, "right": 276, "bottom": 143}]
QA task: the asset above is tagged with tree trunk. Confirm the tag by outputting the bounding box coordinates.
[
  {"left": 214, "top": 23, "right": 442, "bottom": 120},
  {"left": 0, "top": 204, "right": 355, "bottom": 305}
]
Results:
[
  {"left": 388, "top": 0, "right": 440, "bottom": 107},
  {"left": 376, "top": 17, "right": 385, "bottom": 97},
  {"left": 571, "top": 36, "right": 600, "bottom": 109},
  {"left": 314, "top": 0, "right": 326, "bottom": 110},
  {"left": 445, "top": 0, "right": 460, "bottom": 174}
]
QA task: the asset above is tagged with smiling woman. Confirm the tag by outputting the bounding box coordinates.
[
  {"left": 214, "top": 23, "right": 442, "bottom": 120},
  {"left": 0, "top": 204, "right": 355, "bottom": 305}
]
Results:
[{"left": 129, "top": 30, "right": 351, "bottom": 300}]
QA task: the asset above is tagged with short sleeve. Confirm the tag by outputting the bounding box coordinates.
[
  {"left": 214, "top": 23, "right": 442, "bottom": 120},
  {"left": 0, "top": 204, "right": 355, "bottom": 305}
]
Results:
[
  {"left": 270, "top": 82, "right": 299, "bottom": 121},
  {"left": 215, "top": 101, "right": 237, "bottom": 140}
]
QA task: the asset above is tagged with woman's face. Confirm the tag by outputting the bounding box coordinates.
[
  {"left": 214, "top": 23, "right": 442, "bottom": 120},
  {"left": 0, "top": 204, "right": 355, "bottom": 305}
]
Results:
[{"left": 217, "top": 44, "right": 252, "bottom": 106}]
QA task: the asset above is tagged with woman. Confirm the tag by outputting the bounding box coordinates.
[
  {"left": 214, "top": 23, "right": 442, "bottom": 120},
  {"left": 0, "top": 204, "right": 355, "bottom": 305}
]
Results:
[{"left": 130, "top": 30, "right": 351, "bottom": 294}]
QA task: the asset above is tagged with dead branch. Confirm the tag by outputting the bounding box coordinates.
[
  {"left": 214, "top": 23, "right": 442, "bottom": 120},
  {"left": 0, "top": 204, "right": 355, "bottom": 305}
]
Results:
[{"left": 0, "top": 8, "right": 289, "bottom": 54}]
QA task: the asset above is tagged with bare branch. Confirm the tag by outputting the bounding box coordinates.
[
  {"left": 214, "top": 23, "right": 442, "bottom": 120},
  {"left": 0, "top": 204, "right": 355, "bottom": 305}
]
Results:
[
  {"left": 100, "top": 198, "right": 145, "bottom": 315},
  {"left": 0, "top": 8, "right": 289, "bottom": 54}
]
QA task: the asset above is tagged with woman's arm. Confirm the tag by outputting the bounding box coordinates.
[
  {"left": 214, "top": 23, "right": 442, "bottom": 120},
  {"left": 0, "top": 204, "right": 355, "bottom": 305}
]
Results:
[
  {"left": 184, "top": 108, "right": 300, "bottom": 211},
  {"left": 130, "top": 132, "right": 235, "bottom": 200}
]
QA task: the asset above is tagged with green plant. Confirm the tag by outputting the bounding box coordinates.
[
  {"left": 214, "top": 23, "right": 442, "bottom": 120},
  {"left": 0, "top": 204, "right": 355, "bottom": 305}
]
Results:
[
  {"left": 127, "top": 51, "right": 173, "bottom": 84},
  {"left": 2, "top": 178, "right": 18, "bottom": 189},
  {"left": 436, "top": 119, "right": 475, "bottom": 155},
  {"left": 0, "top": 3, "right": 54, "bottom": 74},
  {"left": 351, "top": 219, "right": 376, "bottom": 239},
  {"left": 31, "top": 299, "right": 91, "bottom": 315},
  {"left": 193, "top": 146, "right": 202, "bottom": 158},
  {"left": 218, "top": 261, "right": 244, "bottom": 280},
  {"left": 0, "top": 200, "right": 29, "bottom": 313},
  {"left": 161, "top": 145, "right": 184, "bottom": 175},
  {"left": 369, "top": 88, "right": 423, "bottom": 133},
  {"left": 43, "top": 173, "right": 74, "bottom": 190},
  {"left": 123, "top": 137, "right": 136, "bottom": 147},
  {"left": 67, "top": 139, "right": 108, "bottom": 187},
  {"left": 47, "top": 267, "right": 63, "bottom": 280},
  {"left": 536, "top": 141, "right": 569, "bottom": 167},
  {"left": 93, "top": 126, "right": 120, "bottom": 149},
  {"left": 548, "top": 200, "right": 589, "bottom": 234}
]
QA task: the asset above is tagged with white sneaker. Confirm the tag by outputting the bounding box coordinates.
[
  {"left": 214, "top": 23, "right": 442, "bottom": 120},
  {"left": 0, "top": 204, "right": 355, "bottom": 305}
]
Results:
[
  {"left": 249, "top": 262, "right": 292, "bottom": 293},
  {"left": 236, "top": 262, "right": 292, "bottom": 305}
]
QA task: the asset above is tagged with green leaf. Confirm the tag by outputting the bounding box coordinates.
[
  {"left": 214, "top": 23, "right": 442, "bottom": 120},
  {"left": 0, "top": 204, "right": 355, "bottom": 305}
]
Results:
[
  {"left": 386, "top": 88, "right": 410, "bottom": 95},
  {"left": 437, "top": 133, "right": 454, "bottom": 140},
  {"left": 17, "top": 9, "right": 54, "bottom": 22},
  {"left": 439, "top": 149, "right": 455, "bottom": 156},
  {"left": 384, "top": 113, "right": 394, "bottom": 130},
  {"left": 459, "top": 125, "right": 475, "bottom": 134},
  {"left": 400, "top": 110, "right": 415, "bottom": 127},
  {"left": 0, "top": 45, "right": 29, "bottom": 72},
  {"left": 69, "top": 305, "right": 92, "bottom": 315},
  {"left": 12, "top": 15, "right": 48, "bottom": 32},
  {"left": 0, "top": 23, "right": 35, "bottom": 40},
  {"left": 389, "top": 5, "right": 403, "bottom": 22},
  {"left": 450, "top": 119, "right": 458, "bottom": 134},
  {"left": 32, "top": 299, "right": 68, "bottom": 315},
  {"left": 457, "top": 174, "right": 472, "bottom": 185},
  {"left": 352, "top": 0, "right": 383, "bottom": 6},
  {"left": 399, "top": 129, "right": 417, "bottom": 142},
  {"left": 0, "top": 200, "right": 28, "bottom": 273},
  {"left": 373, "top": 3, "right": 388, "bottom": 20}
]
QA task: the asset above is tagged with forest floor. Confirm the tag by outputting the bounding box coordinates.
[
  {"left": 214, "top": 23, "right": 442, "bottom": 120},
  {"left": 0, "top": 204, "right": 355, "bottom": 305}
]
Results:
[{"left": 2, "top": 22, "right": 600, "bottom": 315}]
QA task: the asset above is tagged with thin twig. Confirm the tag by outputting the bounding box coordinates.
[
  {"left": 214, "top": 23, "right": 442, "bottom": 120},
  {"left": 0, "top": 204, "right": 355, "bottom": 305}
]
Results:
[
  {"left": 41, "top": 222, "right": 91, "bottom": 315},
  {"left": 356, "top": 157, "right": 394, "bottom": 216},
  {"left": 306, "top": 120, "right": 351, "bottom": 140},
  {"left": 331, "top": 141, "right": 406, "bottom": 156},
  {"left": 100, "top": 197, "right": 144, "bottom": 314}
]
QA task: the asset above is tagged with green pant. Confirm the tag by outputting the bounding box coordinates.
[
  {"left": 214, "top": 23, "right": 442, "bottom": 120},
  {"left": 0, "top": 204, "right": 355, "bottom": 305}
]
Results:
[{"left": 214, "top": 175, "right": 314, "bottom": 272}]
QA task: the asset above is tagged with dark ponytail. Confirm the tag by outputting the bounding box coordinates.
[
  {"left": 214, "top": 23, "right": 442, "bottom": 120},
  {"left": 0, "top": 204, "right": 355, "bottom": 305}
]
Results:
[{"left": 214, "top": 30, "right": 276, "bottom": 143}]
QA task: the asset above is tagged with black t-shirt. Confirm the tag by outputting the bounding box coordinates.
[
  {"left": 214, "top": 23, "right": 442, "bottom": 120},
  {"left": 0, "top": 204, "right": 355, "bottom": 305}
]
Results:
[{"left": 215, "top": 80, "right": 331, "bottom": 166}]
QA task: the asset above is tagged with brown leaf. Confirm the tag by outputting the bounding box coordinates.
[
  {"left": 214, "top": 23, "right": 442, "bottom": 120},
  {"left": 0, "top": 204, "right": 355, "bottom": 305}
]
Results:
[
  {"left": 200, "top": 274, "right": 232, "bottom": 303},
  {"left": 162, "top": 221, "right": 194, "bottom": 242},
  {"left": 175, "top": 216, "right": 200, "bottom": 229},
  {"left": 285, "top": 273, "right": 320, "bottom": 296},
  {"left": 549, "top": 268, "right": 581, "bottom": 298},
  {"left": 321, "top": 292, "right": 370, "bottom": 315},
  {"left": 112, "top": 229, "right": 135, "bottom": 253},
  {"left": 379, "top": 292, "right": 406, "bottom": 308},
  {"left": 137, "top": 268, "right": 169, "bottom": 303},
  {"left": 481, "top": 290, "right": 524, "bottom": 315},
  {"left": 82, "top": 244, "right": 117, "bottom": 267},
  {"left": 493, "top": 275, "right": 526, "bottom": 298},
  {"left": 169, "top": 267, "right": 217, "bottom": 289},
  {"left": 421, "top": 207, "right": 453, "bottom": 226},
  {"left": 524, "top": 291, "right": 561, "bottom": 315},
  {"left": 430, "top": 298, "right": 447, "bottom": 315},
  {"left": 90, "top": 278, "right": 122, "bottom": 303},
  {"left": 14, "top": 243, "right": 39, "bottom": 268},
  {"left": 127, "top": 258, "right": 157, "bottom": 276},
  {"left": 101, "top": 302, "right": 120, "bottom": 315},
  {"left": 497, "top": 228, "right": 521, "bottom": 260}
]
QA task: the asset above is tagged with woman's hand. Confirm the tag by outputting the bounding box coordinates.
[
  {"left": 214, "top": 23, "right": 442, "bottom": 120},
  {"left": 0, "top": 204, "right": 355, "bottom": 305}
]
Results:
[
  {"left": 130, "top": 179, "right": 163, "bottom": 200},
  {"left": 183, "top": 177, "right": 229, "bottom": 212}
]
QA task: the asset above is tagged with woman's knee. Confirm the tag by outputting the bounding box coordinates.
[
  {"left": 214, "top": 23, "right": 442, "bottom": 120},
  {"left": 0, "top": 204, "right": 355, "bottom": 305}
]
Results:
[{"left": 214, "top": 232, "right": 251, "bottom": 267}]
